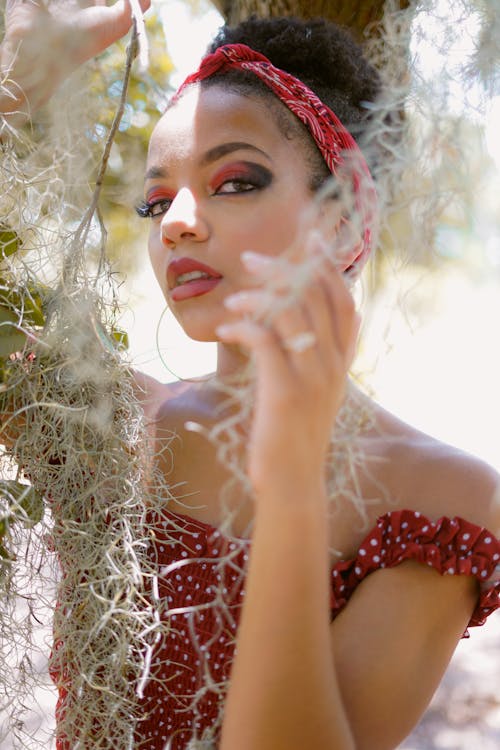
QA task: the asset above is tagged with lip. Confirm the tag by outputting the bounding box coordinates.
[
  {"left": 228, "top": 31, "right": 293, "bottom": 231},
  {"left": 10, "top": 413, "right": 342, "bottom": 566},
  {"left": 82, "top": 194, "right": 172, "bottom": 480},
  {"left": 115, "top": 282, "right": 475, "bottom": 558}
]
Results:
[{"left": 167, "top": 257, "right": 223, "bottom": 302}]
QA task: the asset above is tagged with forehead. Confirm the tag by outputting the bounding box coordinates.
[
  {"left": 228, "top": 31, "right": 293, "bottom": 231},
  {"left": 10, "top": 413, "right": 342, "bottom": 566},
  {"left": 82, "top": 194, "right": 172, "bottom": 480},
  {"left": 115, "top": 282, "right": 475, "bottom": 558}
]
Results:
[{"left": 147, "top": 85, "right": 292, "bottom": 169}]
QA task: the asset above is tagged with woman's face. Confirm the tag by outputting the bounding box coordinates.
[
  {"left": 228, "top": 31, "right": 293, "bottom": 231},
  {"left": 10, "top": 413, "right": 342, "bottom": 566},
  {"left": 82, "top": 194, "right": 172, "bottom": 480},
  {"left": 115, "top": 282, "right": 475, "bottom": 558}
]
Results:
[{"left": 145, "top": 84, "right": 330, "bottom": 342}]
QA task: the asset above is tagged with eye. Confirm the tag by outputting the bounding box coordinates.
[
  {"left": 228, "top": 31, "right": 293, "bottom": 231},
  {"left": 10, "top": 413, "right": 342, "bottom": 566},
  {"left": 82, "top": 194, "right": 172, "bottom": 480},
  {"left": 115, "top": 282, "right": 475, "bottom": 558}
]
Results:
[
  {"left": 135, "top": 198, "right": 173, "bottom": 219},
  {"left": 215, "top": 179, "right": 256, "bottom": 195},
  {"left": 210, "top": 162, "right": 272, "bottom": 198}
]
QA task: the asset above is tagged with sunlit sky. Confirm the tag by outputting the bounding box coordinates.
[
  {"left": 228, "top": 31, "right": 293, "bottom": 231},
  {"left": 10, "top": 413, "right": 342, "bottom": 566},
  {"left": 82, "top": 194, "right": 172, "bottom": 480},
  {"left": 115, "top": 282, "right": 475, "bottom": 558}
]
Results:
[
  {"left": 123, "top": 0, "right": 500, "bottom": 471},
  {"left": 157, "top": 0, "right": 223, "bottom": 86}
]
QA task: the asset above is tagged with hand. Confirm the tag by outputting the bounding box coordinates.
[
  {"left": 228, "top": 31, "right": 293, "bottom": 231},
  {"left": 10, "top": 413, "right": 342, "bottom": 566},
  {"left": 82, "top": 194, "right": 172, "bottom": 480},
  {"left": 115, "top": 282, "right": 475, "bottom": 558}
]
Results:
[
  {"left": 217, "top": 235, "right": 361, "bottom": 495},
  {"left": 1, "top": 0, "right": 151, "bottom": 127}
]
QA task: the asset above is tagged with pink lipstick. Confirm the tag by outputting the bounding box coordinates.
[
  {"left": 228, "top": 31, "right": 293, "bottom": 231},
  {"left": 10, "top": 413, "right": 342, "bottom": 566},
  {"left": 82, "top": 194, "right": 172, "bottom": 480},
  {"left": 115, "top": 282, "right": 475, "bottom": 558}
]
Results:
[{"left": 167, "top": 257, "right": 223, "bottom": 302}]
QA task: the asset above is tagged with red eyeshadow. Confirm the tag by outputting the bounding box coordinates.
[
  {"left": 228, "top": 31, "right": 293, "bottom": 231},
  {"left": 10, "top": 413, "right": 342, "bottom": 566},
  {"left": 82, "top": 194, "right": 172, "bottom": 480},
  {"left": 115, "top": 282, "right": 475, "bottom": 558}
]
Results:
[
  {"left": 209, "top": 162, "right": 254, "bottom": 190},
  {"left": 146, "top": 188, "right": 175, "bottom": 202}
]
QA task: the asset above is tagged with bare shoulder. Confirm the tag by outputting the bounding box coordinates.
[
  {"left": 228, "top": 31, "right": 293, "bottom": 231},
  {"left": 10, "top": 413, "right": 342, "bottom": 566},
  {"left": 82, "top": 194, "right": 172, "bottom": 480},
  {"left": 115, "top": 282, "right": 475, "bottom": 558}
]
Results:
[
  {"left": 368, "top": 398, "right": 500, "bottom": 534},
  {"left": 416, "top": 440, "right": 500, "bottom": 531},
  {"left": 132, "top": 370, "right": 191, "bottom": 423}
]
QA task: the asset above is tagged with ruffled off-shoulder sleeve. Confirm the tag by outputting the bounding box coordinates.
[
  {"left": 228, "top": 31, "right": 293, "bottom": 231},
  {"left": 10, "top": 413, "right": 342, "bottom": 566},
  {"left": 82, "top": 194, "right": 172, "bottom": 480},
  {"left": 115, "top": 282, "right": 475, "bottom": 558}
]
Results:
[{"left": 330, "top": 510, "right": 500, "bottom": 634}]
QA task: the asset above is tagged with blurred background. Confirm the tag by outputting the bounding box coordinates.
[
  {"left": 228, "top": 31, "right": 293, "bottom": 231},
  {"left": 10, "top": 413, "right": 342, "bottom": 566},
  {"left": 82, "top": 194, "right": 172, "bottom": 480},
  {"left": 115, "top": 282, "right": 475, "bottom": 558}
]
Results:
[{"left": 2, "top": 0, "right": 498, "bottom": 746}]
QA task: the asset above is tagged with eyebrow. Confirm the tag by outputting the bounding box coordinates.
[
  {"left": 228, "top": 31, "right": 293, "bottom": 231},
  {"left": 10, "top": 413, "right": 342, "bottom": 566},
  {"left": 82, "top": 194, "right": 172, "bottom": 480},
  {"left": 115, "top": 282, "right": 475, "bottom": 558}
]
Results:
[
  {"left": 145, "top": 165, "right": 167, "bottom": 181},
  {"left": 200, "top": 141, "right": 271, "bottom": 166},
  {"left": 145, "top": 141, "right": 271, "bottom": 182}
]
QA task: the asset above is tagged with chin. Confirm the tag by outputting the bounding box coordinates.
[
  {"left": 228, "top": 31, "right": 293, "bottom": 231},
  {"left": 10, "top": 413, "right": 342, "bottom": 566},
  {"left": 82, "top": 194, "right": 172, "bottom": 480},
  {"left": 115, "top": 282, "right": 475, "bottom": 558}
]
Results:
[
  {"left": 185, "top": 330, "right": 218, "bottom": 343},
  {"left": 169, "top": 300, "right": 228, "bottom": 343},
  {"left": 171, "top": 314, "right": 219, "bottom": 343}
]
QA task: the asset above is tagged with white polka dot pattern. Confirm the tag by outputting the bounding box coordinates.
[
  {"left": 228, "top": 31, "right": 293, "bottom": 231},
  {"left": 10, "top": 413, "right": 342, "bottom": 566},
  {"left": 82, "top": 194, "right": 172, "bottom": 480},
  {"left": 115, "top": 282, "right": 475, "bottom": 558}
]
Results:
[
  {"left": 328, "top": 510, "right": 500, "bottom": 636},
  {"left": 133, "top": 508, "right": 500, "bottom": 749}
]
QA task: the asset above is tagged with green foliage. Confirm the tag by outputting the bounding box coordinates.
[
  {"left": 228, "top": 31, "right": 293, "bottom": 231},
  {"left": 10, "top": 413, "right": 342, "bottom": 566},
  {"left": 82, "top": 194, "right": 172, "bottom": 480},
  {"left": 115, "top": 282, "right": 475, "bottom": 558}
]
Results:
[
  {"left": 111, "top": 327, "right": 130, "bottom": 351},
  {"left": 0, "top": 226, "right": 22, "bottom": 259},
  {"left": 0, "top": 230, "right": 47, "bottom": 362},
  {"left": 0, "top": 304, "right": 26, "bottom": 357},
  {"left": 0, "top": 225, "right": 46, "bottom": 359}
]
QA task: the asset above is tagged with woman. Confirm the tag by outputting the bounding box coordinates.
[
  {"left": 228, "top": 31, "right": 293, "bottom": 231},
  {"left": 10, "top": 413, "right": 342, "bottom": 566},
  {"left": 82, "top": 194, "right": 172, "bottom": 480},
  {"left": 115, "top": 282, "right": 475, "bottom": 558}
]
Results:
[{"left": 1, "top": 3, "right": 499, "bottom": 750}]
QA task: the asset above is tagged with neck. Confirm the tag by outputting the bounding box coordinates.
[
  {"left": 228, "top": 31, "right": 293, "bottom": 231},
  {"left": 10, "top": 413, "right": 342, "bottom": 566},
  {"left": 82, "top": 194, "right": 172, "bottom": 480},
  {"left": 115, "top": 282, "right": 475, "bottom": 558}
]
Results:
[{"left": 216, "top": 342, "right": 252, "bottom": 382}]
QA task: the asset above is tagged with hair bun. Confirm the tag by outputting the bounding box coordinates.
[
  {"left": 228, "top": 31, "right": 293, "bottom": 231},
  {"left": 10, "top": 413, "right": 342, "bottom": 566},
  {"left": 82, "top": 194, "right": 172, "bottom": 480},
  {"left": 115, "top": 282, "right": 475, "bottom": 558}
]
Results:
[{"left": 209, "top": 16, "right": 381, "bottom": 116}]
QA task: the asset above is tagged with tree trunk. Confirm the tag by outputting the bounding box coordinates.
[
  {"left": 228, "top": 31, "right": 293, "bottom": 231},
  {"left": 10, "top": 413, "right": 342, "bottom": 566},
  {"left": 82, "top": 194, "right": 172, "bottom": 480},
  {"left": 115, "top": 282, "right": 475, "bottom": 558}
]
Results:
[{"left": 209, "top": 0, "right": 410, "bottom": 44}]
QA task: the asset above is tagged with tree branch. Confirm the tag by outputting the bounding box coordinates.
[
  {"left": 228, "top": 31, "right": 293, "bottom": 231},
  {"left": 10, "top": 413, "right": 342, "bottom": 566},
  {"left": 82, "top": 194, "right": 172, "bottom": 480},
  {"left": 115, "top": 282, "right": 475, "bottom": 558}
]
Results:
[{"left": 209, "top": 0, "right": 411, "bottom": 43}]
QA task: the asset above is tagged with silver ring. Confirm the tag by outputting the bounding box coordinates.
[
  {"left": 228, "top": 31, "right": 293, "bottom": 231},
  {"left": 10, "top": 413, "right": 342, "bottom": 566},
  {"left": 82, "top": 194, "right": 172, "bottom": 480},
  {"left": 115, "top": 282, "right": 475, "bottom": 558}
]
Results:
[{"left": 283, "top": 331, "right": 316, "bottom": 353}]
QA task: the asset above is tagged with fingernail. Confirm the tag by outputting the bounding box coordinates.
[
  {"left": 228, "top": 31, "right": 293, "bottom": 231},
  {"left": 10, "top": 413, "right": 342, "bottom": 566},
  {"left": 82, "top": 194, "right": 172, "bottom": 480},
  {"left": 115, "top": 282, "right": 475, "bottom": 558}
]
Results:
[
  {"left": 224, "top": 291, "right": 254, "bottom": 309},
  {"left": 215, "top": 324, "right": 232, "bottom": 337},
  {"left": 224, "top": 292, "right": 241, "bottom": 310},
  {"left": 241, "top": 251, "right": 272, "bottom": 269}
]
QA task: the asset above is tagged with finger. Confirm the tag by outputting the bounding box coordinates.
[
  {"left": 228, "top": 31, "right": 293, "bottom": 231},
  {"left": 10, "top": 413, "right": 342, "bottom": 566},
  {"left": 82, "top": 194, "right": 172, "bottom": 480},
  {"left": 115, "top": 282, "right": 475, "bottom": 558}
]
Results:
[
  {"left": 5, "top": 0, "right": 32, "bottom": 13},
  {"left": 227, "top": 264, "right": 337, "bottom": 369},
  {"left": 296, "top": 278, "right": 336, "bottom": 361},
  {"left": 216, "top": 321, "right": 289, "bottom": 381},
  {"left": 269, "top": 302, "right": 320, "bottom": 364},
  {"left": 224, "top": 289, "right": 276, "bottom": 319},
  {"left": 75, "top": 0, "right": 150, "bottom": 60},
  {"left": 225, "top": 284, "right": 322, "bottom": 366},
  {"left": 318, "top": 263, "right": 360, "bottom": 363},
  {"left": 240, "top": 251, "right": 303, "bottom": 290},
  {"left": 225, "top": 282, "right": 316, "bottom": 329}
]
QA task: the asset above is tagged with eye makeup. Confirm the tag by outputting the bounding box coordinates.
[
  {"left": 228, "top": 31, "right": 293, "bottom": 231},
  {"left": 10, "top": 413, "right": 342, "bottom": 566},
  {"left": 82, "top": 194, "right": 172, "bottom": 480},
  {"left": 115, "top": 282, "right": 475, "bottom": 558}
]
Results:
[
  {"left": 135, "top": 161, "right": 273, "bottom": 218},
  {"left": 135, "top": 188, "right": 175, "bottom": 219},
  {"left": 209, "top": 161, "right": 272, "bottom": 194}
]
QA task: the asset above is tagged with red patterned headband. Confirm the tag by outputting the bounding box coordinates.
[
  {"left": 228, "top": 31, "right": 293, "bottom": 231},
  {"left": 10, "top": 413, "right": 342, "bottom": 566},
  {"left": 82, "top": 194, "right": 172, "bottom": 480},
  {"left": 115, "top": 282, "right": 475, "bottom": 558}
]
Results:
[{"left": 174, "top": 43, "right": 378, "bottom": 271}]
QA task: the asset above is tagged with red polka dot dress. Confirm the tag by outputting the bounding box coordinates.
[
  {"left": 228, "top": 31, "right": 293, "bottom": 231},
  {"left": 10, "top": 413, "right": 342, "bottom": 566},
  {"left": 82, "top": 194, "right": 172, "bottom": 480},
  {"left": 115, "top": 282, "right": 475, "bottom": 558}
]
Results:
[{"left": 135, "top": 508, "right": 500, "bottom": 749}]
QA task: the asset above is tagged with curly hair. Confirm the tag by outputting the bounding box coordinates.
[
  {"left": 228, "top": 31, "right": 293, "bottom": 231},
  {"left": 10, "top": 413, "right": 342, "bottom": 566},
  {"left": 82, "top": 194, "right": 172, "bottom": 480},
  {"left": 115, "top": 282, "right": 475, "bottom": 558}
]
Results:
[{"left": 208, "top": 16, "right": 381, "bottom": 140}]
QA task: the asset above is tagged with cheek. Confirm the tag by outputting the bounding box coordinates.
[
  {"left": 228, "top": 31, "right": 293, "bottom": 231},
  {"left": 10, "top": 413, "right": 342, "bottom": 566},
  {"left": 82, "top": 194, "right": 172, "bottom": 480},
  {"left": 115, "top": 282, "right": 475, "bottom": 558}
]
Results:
[{"left": 229, "top": 202, "right": 305, "bottom": 260}]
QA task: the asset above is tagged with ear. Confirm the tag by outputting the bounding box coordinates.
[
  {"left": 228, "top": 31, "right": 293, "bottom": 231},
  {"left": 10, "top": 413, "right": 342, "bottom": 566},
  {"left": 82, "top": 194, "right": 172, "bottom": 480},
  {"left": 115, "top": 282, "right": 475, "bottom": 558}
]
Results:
[{"left": 317, "top": 201, "right": 363, "bottom": 272}]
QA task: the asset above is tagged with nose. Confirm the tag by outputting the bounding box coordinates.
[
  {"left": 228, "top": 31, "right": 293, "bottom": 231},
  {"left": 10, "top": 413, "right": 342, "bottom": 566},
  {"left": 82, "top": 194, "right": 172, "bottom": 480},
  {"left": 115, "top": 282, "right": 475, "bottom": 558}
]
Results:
[{"left": 161, "top": 188, "right": 209, "bottom": 247}]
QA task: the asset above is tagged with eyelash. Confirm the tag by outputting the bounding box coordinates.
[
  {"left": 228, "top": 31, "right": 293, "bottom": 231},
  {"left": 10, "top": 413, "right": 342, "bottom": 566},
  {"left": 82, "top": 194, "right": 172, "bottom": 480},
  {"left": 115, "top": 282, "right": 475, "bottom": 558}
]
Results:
[
  {"left": 215, "top": 178, "right": 256, "bottom": 194},
  {"left": 135, "top": 198, "right": 173, "bottom": 219},
  {"left": 136, "top": 169, "right": 271, "bottom": 220}
]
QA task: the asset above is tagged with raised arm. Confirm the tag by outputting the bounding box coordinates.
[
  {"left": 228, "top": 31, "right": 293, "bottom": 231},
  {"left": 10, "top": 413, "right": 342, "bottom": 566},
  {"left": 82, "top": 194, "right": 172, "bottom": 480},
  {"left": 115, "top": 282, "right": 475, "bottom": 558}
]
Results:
[
  {"left": 214, "top": 246, "right": 499, "bottom": 750},
  {"left": 216, "top": 246, "right": 360, "bottom": 750},
  {"left": 0, "top": 0, "right": 150, "bottom": 128}
]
